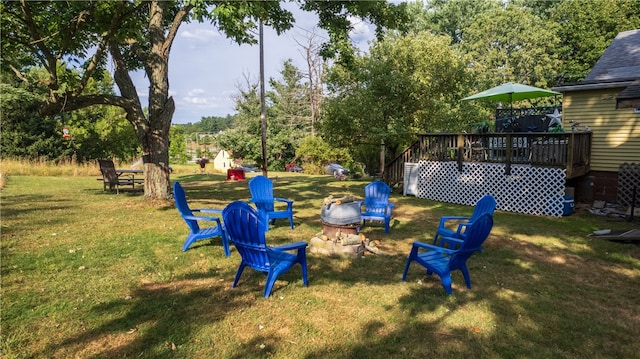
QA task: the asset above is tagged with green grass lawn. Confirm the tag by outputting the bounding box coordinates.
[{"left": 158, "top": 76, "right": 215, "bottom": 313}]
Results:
[{"left": 1, "top": 173, "right": 639, "bottom": 358}]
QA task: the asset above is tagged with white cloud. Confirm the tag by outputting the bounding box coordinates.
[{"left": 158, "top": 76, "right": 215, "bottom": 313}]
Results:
[
  {"left": 187, "top": 88, "right": 206, "bottom": 96},
  {"left": 182, "top": 96, "right": 208, "bottom": 105},
  {"left": 179, "top": 27, "right": 219, "bottom": 42},
  {"left": 181, "top": 94, "right": 223, "bottom": 108},
  {"left": 348, "top": 16, "right": 373, "bottom": 43}
]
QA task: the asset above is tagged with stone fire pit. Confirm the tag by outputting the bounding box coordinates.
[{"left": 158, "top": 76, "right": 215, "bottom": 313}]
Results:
[{"left": 309, "top": 195, "right": 381, "bottom": 257}]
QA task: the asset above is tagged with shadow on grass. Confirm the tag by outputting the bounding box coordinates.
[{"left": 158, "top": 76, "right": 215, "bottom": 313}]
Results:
[
  {"left": 8, "top": 174, "right": 639, "bottom": 358},
  {"left": 299, "top": 232, "right": 640, "bottom": 358},
  {"left": 40, "top": 277, "right": 256, "bottom": 358}
]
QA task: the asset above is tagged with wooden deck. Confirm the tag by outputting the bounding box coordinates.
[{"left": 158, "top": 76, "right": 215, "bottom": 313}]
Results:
[{"left": 384, "top": 132, "right": 592, "bottom": 187}]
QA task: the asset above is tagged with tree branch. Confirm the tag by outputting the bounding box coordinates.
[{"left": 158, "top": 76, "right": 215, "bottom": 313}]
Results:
[
  {"left": 9, "top": 65, "right": 29, "bottom": 84},
  {"left": 40, "top": 94, "right": 137, "bottom": 115},
  {"left": 75, "top": 2, "right": 127, "bottom": 97},
  {"left": 164, "top": 4, "right": 193, "bottom": 56},
  {"left": 109, "top": 39, "right": 144, "bottom": 118},
  {"left": 20, "top": 0, "right": 58, "bottom": 92}
]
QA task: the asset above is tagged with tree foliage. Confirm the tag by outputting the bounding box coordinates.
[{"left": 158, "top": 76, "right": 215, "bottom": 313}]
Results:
[
  {"left": 459, "top": 3, "right": 561, "bottom": 89},
  {"left": 0, "top": 82, "right": 68, "bottom": 160},
  {"left": 217, "top": 60, "right": 314, "bottom": 171},
  {"left": 409, "top": 0, "right": 501, "bottom": 44},
  {"left": 3, "top": 0, "right": 638, "bottom": 184},
  {"left": 322, "top": 32, "right": 475, "bottom": 172},
  {"left": 1, "top": 0, "right": 407, "bottom": 199},
  {"left": 320, "top": 0, "right": 639, "bottom": 173},
  {"left": 169, "top": 125, "right": 189, "bottom": 164},
  {"left": 295, "top": 136, "right": 354, "bottom": 175},
  {"left": 541, "top": 0, "right": 640, "bottom": 83},
  {"left": 0, "top": 67, "right": 138, "bottom": 162}
]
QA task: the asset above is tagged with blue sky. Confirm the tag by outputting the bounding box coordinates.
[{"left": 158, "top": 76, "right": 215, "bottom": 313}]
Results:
[{"left": 131, "top": 5, "right": 376, "bottom": 124}]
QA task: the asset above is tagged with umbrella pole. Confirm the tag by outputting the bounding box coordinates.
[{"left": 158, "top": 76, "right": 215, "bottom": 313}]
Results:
[{"left": 510, "top": 93, "right": 514, "bottom": 124}]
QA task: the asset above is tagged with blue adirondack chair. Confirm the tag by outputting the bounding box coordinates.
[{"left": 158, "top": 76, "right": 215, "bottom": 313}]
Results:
[
  {"left": 222, "top": 201, "right": 308, "bottom": 298},
  {"left": 402, "top": 213, "right": 494, "bottom": 295},
  {"left": 433, "top": 194, "right": 496, "bottom": 250},
  {"left": 359, "top": 181, "right": 395, "bottom": 233},
  {"left": 173, "top": 181, "right": 230, "bottom": 256},
  {"left": 248, "top": 175, "right": 294, "bottom": 232}
]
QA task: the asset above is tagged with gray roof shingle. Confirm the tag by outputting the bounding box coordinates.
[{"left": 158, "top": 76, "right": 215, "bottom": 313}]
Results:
[{"left": 584, "top": 29, "right": 640, "bottom": 82}]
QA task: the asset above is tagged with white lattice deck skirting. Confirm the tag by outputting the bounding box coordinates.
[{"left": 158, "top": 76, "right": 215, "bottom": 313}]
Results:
[{"left": 410, "top": 161, "right": 566, "bottom": 217}]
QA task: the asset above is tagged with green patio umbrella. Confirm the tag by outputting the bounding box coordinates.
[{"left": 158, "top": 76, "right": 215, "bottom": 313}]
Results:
[{"left": 462, "top": 82, "right": 561, "bottom": 121}]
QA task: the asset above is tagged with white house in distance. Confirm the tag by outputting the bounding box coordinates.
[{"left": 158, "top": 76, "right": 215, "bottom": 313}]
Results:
[{"left": 212, "top": 150, "right": 234, "bottom": 172}]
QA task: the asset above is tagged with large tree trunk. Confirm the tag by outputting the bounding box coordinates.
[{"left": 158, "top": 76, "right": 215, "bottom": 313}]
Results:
[
  {"left": 141, "top": 100, "right": 173, "bottom": 200},
  {"left": 106, "top": 0, "right": 180, "bottom": 201},
  {"left": 138, "top": 0, "right": 183, "bottom": 200}
]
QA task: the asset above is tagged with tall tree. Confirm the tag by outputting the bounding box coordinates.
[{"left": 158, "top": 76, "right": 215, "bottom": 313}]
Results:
[
  {"left": 541, "top": 0, "right": 640, "bottom": 83},
  {"left": 168, "top": 125, "right": 189, "bottom": 164},
  {"left": 1, "top": 0, "right": 407, "bottom": 199},
  {"left": 0, "top": 82, "right": 69, "bottom": 161},
  {"left": 294, "top": 30, "right": 326, "bottom": 136},
  {"left": 409, "top": 0, "right": 501, "bottom": 43},
  {"left": 459, "top": 3, "right": 561, "bottom": 89},
  {"left": 219, "top": 60, "right": 313, "bottom": 170},
  {"left": 322, "top": 32, "right": 475, "bottom": 173}
]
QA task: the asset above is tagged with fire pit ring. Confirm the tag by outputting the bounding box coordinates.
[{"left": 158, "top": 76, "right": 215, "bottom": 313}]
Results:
[
  {"left": 321, "top": 200, "right": 361, "bottom": 225},
  {"left": 321, "top": 221, "right": 360, "bottom": 239}
]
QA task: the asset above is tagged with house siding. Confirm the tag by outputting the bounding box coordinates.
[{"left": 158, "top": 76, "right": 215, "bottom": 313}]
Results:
[
  {"left": 213, "top": 150, "right": 234, "bottom": 171},
  {"left": 562, "top": 88, "right": 640, "bottom": 172}
]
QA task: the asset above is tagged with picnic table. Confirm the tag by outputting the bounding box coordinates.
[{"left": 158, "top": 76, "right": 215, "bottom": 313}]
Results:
[
  {"left": 98, "top": 159, "right": 144, "bottom": 194},
  {"left": 115, "top": 169, "right": 144, "bottom": 188},
  {"left": 116, "top": 169, "right": 144, "bottom": 180}
]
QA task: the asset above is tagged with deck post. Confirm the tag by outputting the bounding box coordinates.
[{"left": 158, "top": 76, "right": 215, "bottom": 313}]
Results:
[
  {"left": 505, "top": 133, "right": 512, "bottom": 175},
  {"left": 457, "top": 133, "right": 464, "bottom": 172},
  {"left": 566, "top": 133, "right": 575, "bottom": 178}
]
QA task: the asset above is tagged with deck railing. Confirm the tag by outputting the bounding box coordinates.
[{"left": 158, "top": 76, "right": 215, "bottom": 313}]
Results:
[{"left": 384, "top": 132, "right": 592, "bottom": 187}]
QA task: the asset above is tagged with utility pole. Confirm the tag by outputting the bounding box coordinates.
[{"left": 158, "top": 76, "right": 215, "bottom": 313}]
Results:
[{"left": 259, "top": 19, "right": 268, "bottom": 177}]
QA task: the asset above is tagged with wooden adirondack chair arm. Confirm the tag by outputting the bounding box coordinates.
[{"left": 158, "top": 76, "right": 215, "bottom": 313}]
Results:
[{"left": 274, "top": 197, "right": 293, "bottom": 204}]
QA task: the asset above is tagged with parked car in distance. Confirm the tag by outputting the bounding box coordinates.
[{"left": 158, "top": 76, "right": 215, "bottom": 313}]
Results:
[
  {"left": 241, "top": 166, "right": 259, "bottom": 172},
  {"left": 286, "top": 163, "right": 303, "bottom": 172},
  {"left": 326, "top": 163, "right": 350, "bottom": 177}
]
